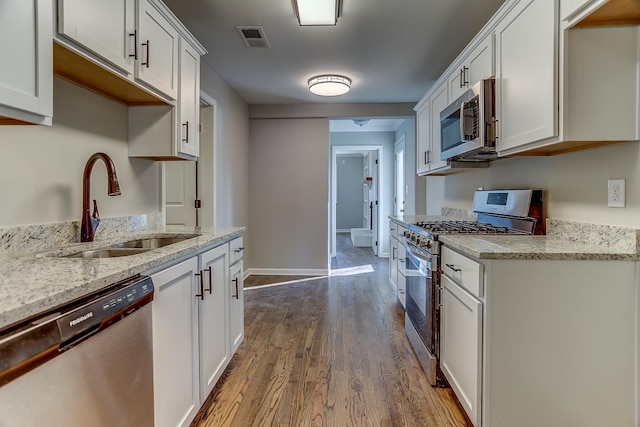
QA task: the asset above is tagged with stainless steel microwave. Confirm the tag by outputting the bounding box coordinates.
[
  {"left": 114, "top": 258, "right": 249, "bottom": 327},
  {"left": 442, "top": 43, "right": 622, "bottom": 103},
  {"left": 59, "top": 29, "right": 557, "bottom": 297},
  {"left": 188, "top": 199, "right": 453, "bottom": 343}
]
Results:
[{"left": 440, "top": 78, "right": 496, "bottom": 161}]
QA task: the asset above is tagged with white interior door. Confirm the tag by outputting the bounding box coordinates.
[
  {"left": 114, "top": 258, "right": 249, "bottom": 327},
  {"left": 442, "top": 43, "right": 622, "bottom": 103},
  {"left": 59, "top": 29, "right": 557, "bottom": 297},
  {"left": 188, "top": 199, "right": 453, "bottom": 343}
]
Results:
[
  {"left": 395, "top": 137, "right": 405, "bottom": 216},
  {"left": 370, "top": 150, "right": 379, "bottom": 255},
  {"left": 165, "top": 161, "right": 196, "bottom": 227}
]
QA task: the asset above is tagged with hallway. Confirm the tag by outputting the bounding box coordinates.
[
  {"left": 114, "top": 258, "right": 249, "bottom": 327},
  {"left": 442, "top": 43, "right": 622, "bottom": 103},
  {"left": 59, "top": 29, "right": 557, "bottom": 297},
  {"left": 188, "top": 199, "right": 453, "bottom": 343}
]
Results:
[{"left": 192, "top": 234, "right": 468, "bottom": 426}]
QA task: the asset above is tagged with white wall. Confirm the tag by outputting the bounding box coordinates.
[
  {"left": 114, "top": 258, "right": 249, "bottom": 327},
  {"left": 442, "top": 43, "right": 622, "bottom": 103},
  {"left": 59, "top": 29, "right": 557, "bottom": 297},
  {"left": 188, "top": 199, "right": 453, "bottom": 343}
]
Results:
[
  {"left": 248, "top": 118, "right": 329, "bottom": 272},
  {"left": 330, "top": 131, "right": 395, "bottom": 256},
  {"left": 395, "top": 117, "right": 426, "bottom": 215},
  {"left": 336, "top": 155, "right": 365, "bottom": 230},
  {"left": 425, "top": 141, "right": 640, "bottom": 226},
  {"left": 200, "top": 62, "right": 249, "bottom": 229},
  {"left": 0, "top": 78, "right": 161, "bottom": 227}
]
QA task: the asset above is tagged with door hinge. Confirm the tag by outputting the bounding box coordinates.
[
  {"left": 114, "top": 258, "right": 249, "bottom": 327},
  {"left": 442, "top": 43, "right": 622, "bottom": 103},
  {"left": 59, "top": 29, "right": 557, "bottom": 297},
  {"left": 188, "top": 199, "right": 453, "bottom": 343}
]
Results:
[
  {"left": 375, "top": 159, "right": 378, "bottom": 164},
  {"left": 194, "top": 199, "right": 202, "bottom": 208},
  {"left": 199, "top": 123, "right": 202, "bottom": 133},
  {"left": 375, "top": 241, "right": 378, "bottom": 246},
  {"left": 375, "top": 200, "right": 378, "bottom": 206}
]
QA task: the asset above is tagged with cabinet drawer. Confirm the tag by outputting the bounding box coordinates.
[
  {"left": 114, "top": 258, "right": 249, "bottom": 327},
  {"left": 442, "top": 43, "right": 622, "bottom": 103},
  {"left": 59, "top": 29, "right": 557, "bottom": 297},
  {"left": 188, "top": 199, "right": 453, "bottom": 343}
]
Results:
[
  {"left": 389, "top": 221, "right": 399, "bottom": 238},
  {"left": 441, "top": 246, "right": 483, "bottom": 298},
  {"left": 229, "top": 236, "right": 244, "bottom": 265}
]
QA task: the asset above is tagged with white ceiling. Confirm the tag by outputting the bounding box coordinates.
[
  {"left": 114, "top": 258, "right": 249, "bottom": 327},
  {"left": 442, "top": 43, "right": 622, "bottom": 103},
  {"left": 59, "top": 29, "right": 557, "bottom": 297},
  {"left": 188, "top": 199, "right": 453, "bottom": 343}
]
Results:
[{"left": 162, "top": 0, "right": 506, "bottom": 105}]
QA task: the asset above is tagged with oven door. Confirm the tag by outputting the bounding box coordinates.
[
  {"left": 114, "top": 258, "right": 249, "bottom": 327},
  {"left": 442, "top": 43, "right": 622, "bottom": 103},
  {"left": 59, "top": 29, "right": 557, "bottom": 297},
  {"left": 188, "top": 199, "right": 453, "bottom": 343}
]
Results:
[{"left": 404, "top": 242, "right": 439, "bottom": 358}]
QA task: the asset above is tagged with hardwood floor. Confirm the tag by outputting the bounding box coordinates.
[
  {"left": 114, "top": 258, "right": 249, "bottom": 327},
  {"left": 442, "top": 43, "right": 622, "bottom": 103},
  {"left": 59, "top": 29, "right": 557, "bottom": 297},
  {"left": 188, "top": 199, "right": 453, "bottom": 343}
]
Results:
[{"left": 192, "top": 234, "right": 469, "bottom": 426}]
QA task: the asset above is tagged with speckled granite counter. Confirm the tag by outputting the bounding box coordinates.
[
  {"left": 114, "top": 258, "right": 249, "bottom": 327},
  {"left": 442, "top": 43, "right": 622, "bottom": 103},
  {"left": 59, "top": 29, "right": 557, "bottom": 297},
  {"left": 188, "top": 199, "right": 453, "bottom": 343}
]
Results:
[
  {"left": 0, "top": 224, "right": 245, "bottom": 331},
  {"left": 438, "top": 235, "right": 637, "bottom": 261},
  {"left": 389, "top": 213, "right": 640, "bottom": 261}
]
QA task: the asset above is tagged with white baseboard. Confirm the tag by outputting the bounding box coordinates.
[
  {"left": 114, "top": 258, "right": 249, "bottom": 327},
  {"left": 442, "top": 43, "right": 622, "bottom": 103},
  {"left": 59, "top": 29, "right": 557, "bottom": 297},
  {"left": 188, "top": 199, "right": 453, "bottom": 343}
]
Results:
[{"left": 246, "top": 268, "right": 329, "bottom": 276}]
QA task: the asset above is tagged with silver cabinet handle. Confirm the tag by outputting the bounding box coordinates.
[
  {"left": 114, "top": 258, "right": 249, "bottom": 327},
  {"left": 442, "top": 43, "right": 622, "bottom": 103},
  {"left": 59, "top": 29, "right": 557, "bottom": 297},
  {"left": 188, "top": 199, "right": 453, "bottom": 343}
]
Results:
[
  {"left": 129, "top": 30, "right": 137, "bottom": 59},
  {"left": 234, "top": 247, "right": 244, "bottom": 253},
  {"left": 232, "top": 277, "right": 239, "bottom": 299},
  {"left": 445, "top": 263, "right": 461, "bottom": 272},
  {"left": 195, "top": 271, "right": 204, "bottom": 300},
  {"left": 182, "top": 121, "right": 189, "bottom": 143},
  {"left": 205, "top": 266, "right": 212, "bottom": 294},
  {"left": 141, "top": 40, "right": 150, "bottom": 67}
]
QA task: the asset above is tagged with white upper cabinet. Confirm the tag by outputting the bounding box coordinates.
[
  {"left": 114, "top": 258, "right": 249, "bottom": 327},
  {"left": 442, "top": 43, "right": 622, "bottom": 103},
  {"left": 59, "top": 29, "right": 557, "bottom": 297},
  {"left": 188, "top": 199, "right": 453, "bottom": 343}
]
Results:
[
  {"left": 429, "top": 82, "right": 449, "bottom": 171},
  {"left": 0, "top": 0, "right": 52, "bottom": 125},
  {"left": 449, "top": 34, "right": 495, "bottom": 102},
  {"left": 494, "top": 0, "right": 558, "bottom": 153},
  {"left": 57, "top": 0, "right": 135, "bottom": 75},
  {"left": 177, "top": 39, "right": 200, "bottom": 158},
  {"left": 136, "top": 0, "right": 179, "bottom": 100},
  {"left": 415, "top": 102, "right": 430, "bottom": 175}
]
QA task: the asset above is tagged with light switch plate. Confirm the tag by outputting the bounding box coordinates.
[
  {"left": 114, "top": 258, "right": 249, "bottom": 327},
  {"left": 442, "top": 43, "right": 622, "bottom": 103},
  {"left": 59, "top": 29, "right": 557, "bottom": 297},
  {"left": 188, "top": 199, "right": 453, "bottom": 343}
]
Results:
[{"left": 608, "top": 178, "right": 625, "bottom": 208}]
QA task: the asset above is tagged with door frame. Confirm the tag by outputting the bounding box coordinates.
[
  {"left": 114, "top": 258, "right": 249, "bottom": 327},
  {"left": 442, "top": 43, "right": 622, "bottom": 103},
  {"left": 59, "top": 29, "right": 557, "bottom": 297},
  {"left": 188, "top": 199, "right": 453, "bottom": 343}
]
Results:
[
  {"left": 330, "top": 144, "right": 384, "bottom": 259},
  {"left": 161, "top": 90, "right": 218, "bottom": 227},
  {"left": 394, "top": 135, "right": 406, "bottom": 217}
]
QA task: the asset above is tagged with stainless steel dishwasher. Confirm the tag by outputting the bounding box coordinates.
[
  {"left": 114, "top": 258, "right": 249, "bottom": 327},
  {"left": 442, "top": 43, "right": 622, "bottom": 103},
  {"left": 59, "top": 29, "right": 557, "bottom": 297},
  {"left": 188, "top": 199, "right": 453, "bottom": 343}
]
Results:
[{"left": 0, "top": 275, "right": 154, "bottom": 426}]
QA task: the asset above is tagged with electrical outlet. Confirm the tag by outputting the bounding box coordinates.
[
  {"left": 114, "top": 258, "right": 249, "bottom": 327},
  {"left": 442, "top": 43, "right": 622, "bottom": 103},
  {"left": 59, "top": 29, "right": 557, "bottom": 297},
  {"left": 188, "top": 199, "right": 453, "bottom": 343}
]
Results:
[{"left": 608, "top": 179, "right": 625, "bottom": 208}]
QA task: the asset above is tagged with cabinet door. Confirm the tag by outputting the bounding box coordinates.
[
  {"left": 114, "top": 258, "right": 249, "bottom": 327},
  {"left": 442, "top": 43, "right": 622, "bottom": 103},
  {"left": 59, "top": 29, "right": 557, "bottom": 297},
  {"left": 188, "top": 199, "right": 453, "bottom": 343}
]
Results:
[
  {"left": 229, "top": 260, "right": 245, "bottom": 354},
  {"left": 58, "top": 0, "right": 135, "bottom": 74},
  {"left": 151, "top": 257, "right": 199, "bottom": 427},
  {"left": 415, "top": 103, "right": 430, "bottom": 175},
  {"left": 178, "top": 39, "right": 200, "bottom": 158},
  {"left": 441, "top": 275, "right": 482, "bottom": 427},
  {"left": 397, "top": 271, "right": 406, "bottom": 309},
  {"left": 199, "top": 245, "right": 229, "bottom": 403},
  {"left": 495, "top": 0, "right": 557, "bottom": 152},
  {"left": 429, "top": 82, "right": 449, "bottom": 170},
  {"left": 468, "top": 33, "right": 494, "bottom": 85},
  {"left": 0, "top": 0, "right": 52, "bottom": 125},
  {"left": 137, "top": 0, "right": 178, "bottom": 100},
  {"left": 449, "top": 67, "right": 468, "bottom": 102},
  {"left": 389, "top": 236, "right": 398, "bottom": 290}
]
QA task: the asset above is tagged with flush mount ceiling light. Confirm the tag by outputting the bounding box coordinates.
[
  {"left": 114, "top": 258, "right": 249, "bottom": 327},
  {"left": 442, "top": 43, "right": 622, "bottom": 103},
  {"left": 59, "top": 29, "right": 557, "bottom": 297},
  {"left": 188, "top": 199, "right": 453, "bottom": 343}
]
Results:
[
  {"left": 308, "top": 75, "right": 351, "bottom": 96},
  {"left": 353, "top": 119, "right": 370, "bottom": 126},
  {"left": 293, "top": 0, "right": 340, "bottom": 26}
]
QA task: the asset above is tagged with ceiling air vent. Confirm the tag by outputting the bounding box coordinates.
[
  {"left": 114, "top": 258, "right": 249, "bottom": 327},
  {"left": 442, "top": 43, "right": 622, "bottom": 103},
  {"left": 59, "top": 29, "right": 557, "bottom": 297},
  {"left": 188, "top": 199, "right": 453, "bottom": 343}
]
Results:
[{"left": 236, "top": 26, "right": 270, "bottom": 48}]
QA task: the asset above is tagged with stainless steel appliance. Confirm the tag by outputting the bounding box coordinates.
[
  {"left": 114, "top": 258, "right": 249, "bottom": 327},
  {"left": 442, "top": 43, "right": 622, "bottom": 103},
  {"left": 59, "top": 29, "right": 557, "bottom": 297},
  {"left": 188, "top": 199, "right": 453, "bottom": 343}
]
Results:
[
  {"left": 0, "top": 275, "right": 155, "bottom": 426},
  {"left": 403, "top": 189, "right": 543, "bottom": 386},
  {"left": 440, "top": 78, "right": 496, "bottom": 161}
]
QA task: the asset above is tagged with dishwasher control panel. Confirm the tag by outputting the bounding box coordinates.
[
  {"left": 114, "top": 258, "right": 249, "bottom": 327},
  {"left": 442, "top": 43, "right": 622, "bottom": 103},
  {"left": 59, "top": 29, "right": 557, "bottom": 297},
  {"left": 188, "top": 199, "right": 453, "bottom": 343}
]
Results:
[{"left": 57, "top": 276, "right": 154, "bottom": 345}]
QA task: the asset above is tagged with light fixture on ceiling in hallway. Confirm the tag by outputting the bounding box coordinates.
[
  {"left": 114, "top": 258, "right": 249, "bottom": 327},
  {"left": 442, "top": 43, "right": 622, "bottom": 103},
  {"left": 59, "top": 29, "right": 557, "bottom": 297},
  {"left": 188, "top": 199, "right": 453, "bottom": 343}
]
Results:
[
  {"left": 308, "top": 75, "right": 351, "bottom": 96},
  {"left": 353, "top": 119, "right": 369, "bottom": 126},
  {"left": 293, "top": 0, "right": 340, "bottom": 26}
]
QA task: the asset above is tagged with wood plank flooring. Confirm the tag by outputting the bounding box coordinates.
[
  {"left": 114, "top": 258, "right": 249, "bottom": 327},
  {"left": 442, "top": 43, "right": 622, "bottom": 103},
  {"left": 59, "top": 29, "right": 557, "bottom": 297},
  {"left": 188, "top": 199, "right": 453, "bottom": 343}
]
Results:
[{"left": 192, "top": 234, "right": 469, "bottom": 427}]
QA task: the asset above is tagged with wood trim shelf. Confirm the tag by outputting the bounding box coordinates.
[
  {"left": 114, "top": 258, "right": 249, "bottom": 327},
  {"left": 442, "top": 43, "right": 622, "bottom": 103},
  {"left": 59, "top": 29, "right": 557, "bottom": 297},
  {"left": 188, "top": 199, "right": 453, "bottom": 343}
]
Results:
[
  {"left": 53, "top": 42, "right": 170, "bottom": 106},
  {"left": 574, "top": 0, "right": 640, "bottom": 28}
]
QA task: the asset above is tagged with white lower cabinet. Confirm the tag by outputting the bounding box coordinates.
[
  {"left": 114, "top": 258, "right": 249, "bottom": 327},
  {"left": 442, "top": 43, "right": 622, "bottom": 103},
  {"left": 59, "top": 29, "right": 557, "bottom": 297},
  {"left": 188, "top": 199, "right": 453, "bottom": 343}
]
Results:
[
  {"left": 198, "top": 244, "right": 230, "bottom": 403},
  {"left": 440, "top": 245, "right": 638, "bottom": 426},
  {"left": 440, "top": 274, "right": 482, "bottom": 426},
  {"left": 150, "top": 256, "right": 199, "bottom": 427},
  {"left": 229, "top": 259, "right": 244, "bottom": 354},
  {"left": 150, "top": 237, "right": 244, "bottom": 427}
]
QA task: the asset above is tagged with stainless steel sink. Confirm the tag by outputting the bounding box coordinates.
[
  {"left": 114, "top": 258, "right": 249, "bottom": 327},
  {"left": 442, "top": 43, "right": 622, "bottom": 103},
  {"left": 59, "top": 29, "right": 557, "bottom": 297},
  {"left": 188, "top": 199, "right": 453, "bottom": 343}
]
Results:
[
  {"left": 111, "top": 234, "right": 201, "bottom": 249},
  {"left": 60, "top": 234, "right": 201, "bottom": 258},
  {"left": 66, "top": 248, "right": 151, "bottom": 258}
]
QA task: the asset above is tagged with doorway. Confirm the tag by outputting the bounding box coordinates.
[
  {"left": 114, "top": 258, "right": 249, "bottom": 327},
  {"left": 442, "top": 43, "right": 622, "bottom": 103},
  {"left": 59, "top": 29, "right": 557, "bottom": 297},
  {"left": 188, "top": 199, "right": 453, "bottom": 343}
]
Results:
[
  {"left": 394, "top": 135, "right": 405, "bottom": 216},
  {"left": 330, "top": 145, "right": 383, "bottom": 259}
]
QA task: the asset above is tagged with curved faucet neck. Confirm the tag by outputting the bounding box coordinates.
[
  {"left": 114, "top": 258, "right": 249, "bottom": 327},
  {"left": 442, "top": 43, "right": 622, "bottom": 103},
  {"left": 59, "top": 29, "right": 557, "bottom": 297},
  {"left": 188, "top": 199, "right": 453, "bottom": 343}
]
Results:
[{"left": 81, "top": 153, "right": 121, "bottom": 242}]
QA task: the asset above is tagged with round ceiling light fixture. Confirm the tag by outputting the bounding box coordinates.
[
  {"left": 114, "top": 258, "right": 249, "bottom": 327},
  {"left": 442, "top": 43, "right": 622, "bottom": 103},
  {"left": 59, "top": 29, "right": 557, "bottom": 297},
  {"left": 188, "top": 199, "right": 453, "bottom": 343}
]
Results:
[{"left": 308, "top": 75, "right": 351, "bottom": 96}]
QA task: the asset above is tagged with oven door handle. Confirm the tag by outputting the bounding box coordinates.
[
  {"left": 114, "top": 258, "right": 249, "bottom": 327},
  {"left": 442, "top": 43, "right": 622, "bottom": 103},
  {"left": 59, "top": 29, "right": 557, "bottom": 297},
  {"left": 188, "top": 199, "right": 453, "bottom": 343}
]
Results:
[{"left": 407, "top": 245, "right": 432, "bottom": 263}]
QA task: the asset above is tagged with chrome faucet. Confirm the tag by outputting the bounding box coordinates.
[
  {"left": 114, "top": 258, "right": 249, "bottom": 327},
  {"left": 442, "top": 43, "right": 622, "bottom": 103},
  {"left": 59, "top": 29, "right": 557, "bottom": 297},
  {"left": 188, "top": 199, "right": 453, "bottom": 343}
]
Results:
[{"left": 81, "top": 152, "right": 121, "bottom": 242}]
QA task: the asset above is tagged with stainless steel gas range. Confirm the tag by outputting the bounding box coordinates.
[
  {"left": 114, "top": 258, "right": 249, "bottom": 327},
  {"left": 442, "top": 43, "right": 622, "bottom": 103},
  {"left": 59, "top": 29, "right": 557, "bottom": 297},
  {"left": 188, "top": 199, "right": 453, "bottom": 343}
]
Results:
[{"left": 402, "top": 189, "right": 544, "bottom": 386}]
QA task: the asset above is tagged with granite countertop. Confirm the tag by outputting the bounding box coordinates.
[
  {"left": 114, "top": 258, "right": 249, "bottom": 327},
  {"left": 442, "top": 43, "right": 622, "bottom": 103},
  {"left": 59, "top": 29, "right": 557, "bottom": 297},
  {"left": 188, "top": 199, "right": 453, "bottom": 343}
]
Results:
[
  {"left": 389, "top": 213, "right": 640, "bottom": 261},
  {"left": 0, "top": 226, "right": 245, "bottom": 331},
  {"left": 438, "top": 235, "right": 638, "bottom": 261}
]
